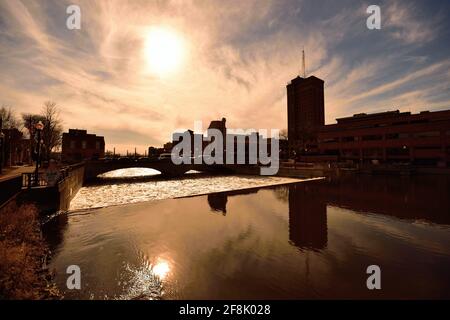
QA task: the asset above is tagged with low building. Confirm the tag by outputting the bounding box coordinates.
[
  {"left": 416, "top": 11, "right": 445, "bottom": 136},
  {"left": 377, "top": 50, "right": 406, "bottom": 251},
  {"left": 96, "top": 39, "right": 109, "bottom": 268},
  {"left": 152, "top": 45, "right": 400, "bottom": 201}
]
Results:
[
  {"left": 163, "top": 142, "right": 173, "bottom": 152},
  {"left": 62, "top": 129, "right": 105, "bottom": 163},
  {"left": 169, "top": 118, "right": 277, "bottom": 164},
  {"left": 0, "top": 128, "right": 31, "bottom": 167},
  {"left": 318, "top": 110, "right": 450, "bottom": 167}
]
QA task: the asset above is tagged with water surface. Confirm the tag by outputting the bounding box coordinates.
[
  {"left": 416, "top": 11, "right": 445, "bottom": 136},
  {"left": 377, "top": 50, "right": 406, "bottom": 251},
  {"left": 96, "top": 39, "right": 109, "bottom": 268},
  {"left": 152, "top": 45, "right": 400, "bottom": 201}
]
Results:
[
  {"left": 44, "top": 174, "right": 450, "bottom": 299},
  {"left": 70, "top": 170, "right": 305, "bottom": 210}
]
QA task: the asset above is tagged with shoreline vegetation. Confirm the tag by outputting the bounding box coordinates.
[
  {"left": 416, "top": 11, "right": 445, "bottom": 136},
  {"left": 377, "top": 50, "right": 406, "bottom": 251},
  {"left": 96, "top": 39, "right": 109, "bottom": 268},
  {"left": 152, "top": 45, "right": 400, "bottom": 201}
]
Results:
[{"left": 0, "top": 201, "right": 60, "bottom": 300}]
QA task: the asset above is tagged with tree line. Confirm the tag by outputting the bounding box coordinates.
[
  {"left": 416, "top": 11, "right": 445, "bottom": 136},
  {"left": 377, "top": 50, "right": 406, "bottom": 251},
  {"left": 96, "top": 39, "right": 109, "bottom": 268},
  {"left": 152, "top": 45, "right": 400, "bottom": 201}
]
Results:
[{"left": 0, "top": 101, "right": 63, "bottom": 162}]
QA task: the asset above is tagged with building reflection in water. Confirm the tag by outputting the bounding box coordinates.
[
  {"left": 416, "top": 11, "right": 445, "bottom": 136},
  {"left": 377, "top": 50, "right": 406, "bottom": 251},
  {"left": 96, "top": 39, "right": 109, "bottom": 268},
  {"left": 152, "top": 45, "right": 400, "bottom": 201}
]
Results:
[
  {"left": 207, "top": 189, "right": 259, "bottom": 216},
  {"left": 207, "top": 192, "right": 228, "bottom": 215},
  {"left": 206, "top": 185, "right": 328, "bottom": 251},
  {"left": 319, "top": 175, "right": 450, "bottom": 224},
  {"left": 288, "top": 183, "right": 328, "bottom": 251}
]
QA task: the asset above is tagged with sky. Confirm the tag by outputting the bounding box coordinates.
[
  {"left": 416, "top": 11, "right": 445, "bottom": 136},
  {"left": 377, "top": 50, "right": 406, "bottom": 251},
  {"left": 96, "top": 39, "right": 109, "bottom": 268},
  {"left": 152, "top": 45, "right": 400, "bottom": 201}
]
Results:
[{"left": 1, "top": 0, "right": 449, "bottom": 153}]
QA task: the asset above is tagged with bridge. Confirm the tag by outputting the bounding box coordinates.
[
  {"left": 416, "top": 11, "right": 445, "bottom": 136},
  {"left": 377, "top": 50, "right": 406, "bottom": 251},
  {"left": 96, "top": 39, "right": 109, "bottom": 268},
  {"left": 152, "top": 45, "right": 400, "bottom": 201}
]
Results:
[
  {"left": 11, "top": 159, "right": 319, "bottom": 213},
  {"left": 84, "top": 159, "right": 224, "bottom": 180}
]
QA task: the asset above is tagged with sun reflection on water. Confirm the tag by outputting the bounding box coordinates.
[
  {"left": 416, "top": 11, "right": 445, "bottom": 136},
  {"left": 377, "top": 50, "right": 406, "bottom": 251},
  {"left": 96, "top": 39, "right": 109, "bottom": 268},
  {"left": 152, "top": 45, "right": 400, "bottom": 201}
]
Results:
[
  {"left": 118, "top": 257, "right": 171, "bottom": 300},
  {"left": 152, "top": 260, "right": 170, "bottom": 280}
]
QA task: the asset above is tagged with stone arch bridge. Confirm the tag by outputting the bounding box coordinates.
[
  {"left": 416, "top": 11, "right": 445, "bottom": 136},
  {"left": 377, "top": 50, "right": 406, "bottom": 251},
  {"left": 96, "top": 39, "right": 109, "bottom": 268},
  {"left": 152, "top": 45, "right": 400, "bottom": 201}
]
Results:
[{"left": 84, "top": 159, "right": 224, "bottom": 181}]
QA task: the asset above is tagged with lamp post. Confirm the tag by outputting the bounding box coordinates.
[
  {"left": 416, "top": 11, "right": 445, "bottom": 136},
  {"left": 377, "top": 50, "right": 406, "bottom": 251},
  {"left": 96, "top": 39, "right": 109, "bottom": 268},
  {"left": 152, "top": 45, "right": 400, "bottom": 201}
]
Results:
[
  {"left": 0, "top": 117, "right": 5, "bottom": 174},
  {"left": 34, "top": 121, "right": 44, "bottom": 185},
  {"left": 0, "top": 125, "right": 4, "bottom": 175}
]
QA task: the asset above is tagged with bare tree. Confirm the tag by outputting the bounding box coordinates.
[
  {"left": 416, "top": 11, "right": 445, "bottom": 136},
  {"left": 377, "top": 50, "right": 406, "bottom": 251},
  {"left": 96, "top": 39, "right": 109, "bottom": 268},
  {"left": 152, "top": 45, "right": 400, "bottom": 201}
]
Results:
[
  {"left": 41, "top": 101, "right": 63, "bottom": 161},
  {"left": 21, "top": 102, "right": 63, "bottom": 162},
  {"left": 21, "top": 113, "right": 45, "bottom": 137},
  {"left": 0, "top": 105, "right": 19, "bottom": 129},
  {"left": 21, "top": 113, "right": 45, "bottom": 163}
]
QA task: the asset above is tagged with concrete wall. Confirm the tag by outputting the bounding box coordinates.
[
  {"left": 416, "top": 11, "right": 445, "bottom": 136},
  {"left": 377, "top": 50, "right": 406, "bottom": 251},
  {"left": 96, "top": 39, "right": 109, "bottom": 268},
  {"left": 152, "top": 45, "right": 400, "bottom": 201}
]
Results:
[
  {"left": 20, "top": 187, "right": 59, "bottom": 216},
  {"left": 57, "top": 164, "right": 85, "bottom": 211},
  {"left": 227, "top": 164, "right": 329, "bottom": 178},
  {"left": 277, "top": 167, "right": 328, "bottom": 178},
  {"left": 19, "top": 164, "right": 85, "bottom": 214}
]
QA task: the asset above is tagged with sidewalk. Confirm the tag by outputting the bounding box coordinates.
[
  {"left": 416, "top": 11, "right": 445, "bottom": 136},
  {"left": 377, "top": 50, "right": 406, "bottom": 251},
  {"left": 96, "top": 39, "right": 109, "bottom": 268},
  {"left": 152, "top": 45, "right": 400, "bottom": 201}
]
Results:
[{"left": 0, "top": 165, "right": 35, "bottom": 182}]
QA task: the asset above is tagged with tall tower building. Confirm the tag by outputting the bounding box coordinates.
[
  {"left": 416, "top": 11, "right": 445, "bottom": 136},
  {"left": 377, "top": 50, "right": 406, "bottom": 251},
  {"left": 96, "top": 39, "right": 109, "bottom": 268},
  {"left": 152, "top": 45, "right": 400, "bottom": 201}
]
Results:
[{"left": 286, "top": 75, "right": 325, "bottom": 153}]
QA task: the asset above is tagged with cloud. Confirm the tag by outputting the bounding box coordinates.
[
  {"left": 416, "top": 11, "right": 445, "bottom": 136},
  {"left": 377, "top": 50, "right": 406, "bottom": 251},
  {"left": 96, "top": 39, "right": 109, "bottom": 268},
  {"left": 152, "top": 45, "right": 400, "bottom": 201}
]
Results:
[
  {"left": 0, "top": 0, "right": 449, "bottom": 152},
  {"left": 384, "top": 0, "right": 441, "bottom": 44}
]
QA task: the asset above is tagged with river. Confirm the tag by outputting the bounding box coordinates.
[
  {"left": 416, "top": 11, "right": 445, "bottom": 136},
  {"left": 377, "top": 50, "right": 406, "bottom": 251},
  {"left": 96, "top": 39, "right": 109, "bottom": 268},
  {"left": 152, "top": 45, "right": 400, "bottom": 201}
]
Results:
[{"left": 43, "top": 170, "right": 450, "bottom": 299}]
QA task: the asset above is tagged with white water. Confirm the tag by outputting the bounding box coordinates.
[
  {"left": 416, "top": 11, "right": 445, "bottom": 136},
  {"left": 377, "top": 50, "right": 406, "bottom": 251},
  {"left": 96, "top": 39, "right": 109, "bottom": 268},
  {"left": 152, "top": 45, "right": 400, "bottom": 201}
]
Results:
[{"left": 70, "top": 168, "right": 308, "bottom": 211}]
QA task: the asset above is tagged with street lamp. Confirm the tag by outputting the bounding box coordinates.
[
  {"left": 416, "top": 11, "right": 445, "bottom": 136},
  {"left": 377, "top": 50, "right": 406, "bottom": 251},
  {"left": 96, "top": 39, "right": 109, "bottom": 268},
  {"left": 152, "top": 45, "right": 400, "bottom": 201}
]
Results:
[
  {"left": 34, "top": 121, "right": 44, "bottom": 185},
  {"left": 0, "top": 131, "right": 4, "bottom": 175},
  {"left": 0, "top": 117, "right": 4, "bottom": 174}
]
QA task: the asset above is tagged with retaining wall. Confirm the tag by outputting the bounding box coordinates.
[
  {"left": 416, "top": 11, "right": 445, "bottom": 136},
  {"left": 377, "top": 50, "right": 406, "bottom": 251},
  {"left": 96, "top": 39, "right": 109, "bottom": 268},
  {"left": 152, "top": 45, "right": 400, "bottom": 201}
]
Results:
[
  {"left": 20, "top": 164, "right": 85, "bottom": 214},
  {"left": 0, "top": 175, "right": 22, "bottom": 208}
]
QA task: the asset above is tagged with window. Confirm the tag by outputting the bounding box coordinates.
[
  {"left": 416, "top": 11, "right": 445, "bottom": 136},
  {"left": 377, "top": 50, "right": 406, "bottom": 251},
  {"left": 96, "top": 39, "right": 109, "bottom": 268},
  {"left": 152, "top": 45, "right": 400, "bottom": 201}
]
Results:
[
  {"left": 410, "top": 119, "right": 428, "bottom": 124},
  {"left": 321, "top": 138, "right": 339, "bottom": 144},
  {"left": 415, "top": 146, "right": 440, "bottom": 150},
  {"left": 386, "top": 133, "right": 409, "bottom": 140},
  {"left": 342, "top": 149, "right": 359, "bottom": 157},
  {"left": 387, "top": 133, "right": 409, "bottom": 139},
  {"left": 362, "top": 135, "right": 383, "bottom": 141},
  {"left": 342, "top": 136, "right": 356, "bottom": 142},
  {"left": 393, "top": 121, "right": 409, "bottom": 126},
  {"left": 413, "top": 131, "right": 440, "bottom": 138},
  {"left": 387, "top": 147, "right": 409, "bottom": 156},
  {"left": 96, "top": 141, "right": 100, "bottom": 150},
  {"left": 386, "top": 133, "right": 397, "bottom": 139},
  {"left": 70, "top": 140, "right": 76, "bottom": 149},
  {"left": 363, "top": 148, "right": 383, "bottom": 157},
  {"left": 82, "top": 140, "right": 87, "bottom": 149}
]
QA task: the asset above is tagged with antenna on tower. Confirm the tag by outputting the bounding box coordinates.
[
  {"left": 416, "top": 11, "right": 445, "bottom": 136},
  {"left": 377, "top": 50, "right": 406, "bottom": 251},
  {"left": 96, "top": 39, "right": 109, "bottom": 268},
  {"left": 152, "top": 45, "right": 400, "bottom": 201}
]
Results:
[{"left": 302, "top": 48, "right": 306, "bottom": 78}]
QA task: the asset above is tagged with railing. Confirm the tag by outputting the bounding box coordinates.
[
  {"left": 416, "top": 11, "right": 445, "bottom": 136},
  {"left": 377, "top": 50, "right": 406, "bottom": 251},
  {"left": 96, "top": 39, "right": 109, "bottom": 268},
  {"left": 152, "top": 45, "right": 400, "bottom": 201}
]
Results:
[
  {"left": 58, "top": 167, "right": 71, "bottom": 181},
  {"left": 22, "top": 163, "right": 86, "bottom": 189},
  {"left": 22, "top": 172, "right": 48, "bottom": 189}
]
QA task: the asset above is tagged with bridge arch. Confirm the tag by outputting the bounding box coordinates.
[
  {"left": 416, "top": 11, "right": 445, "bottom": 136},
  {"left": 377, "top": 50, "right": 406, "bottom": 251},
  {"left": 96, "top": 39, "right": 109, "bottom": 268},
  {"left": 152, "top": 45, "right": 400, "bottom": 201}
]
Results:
[
  {"left": 98, "top": 167, "right": 162, "bottom": 178},
  {"left": 84, "top": 160, "right": 201, "bottom": 181}
]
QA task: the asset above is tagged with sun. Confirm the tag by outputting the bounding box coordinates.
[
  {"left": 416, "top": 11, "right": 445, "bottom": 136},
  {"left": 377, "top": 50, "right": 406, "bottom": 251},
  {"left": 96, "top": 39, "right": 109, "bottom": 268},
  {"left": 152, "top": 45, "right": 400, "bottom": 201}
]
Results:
[{"left": 144, "top": 27, "right": 186, "bottom": 76}]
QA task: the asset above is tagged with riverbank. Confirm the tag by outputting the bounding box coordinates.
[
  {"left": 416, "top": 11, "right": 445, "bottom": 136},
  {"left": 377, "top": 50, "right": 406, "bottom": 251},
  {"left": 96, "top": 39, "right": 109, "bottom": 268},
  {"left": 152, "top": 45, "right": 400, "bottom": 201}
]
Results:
[{"left": 0, "top": 201, "right": 61, "bottom": 300}]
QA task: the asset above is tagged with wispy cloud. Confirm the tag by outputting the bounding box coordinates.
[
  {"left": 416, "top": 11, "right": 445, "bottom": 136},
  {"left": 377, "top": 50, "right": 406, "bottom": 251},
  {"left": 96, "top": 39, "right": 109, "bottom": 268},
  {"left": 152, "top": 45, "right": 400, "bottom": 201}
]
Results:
[
  {"left": 384, "top": 0, "right": 441, "bottom": 44},
  {"left": 0, "top": 0, "right": 449, "bottom": 152}
]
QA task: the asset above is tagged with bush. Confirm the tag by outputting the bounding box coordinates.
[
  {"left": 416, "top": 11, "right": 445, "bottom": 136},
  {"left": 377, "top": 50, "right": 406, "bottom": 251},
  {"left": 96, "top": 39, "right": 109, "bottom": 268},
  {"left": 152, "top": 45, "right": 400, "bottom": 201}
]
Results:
[{"left": 0, "top": 202, "right": 60, "bottom": 299}]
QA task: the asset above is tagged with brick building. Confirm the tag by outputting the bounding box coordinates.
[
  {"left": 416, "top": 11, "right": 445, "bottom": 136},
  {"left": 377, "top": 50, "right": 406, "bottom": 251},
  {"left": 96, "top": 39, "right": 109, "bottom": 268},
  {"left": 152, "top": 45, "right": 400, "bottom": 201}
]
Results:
[
  {"left": 287, "top": 76, "right": 325, "bottom": 154},
  {"left": 0, "top": 128, "right": 31, "bottom": 167},
  {"left": 286, "top": 74, "right": 450, "bottom": 167},
  {"left": 61, "top": 129, "right": 105, "bottom": 163},
  {"left": 318, "top": 110, "right": 450, "bottom": 167}
]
